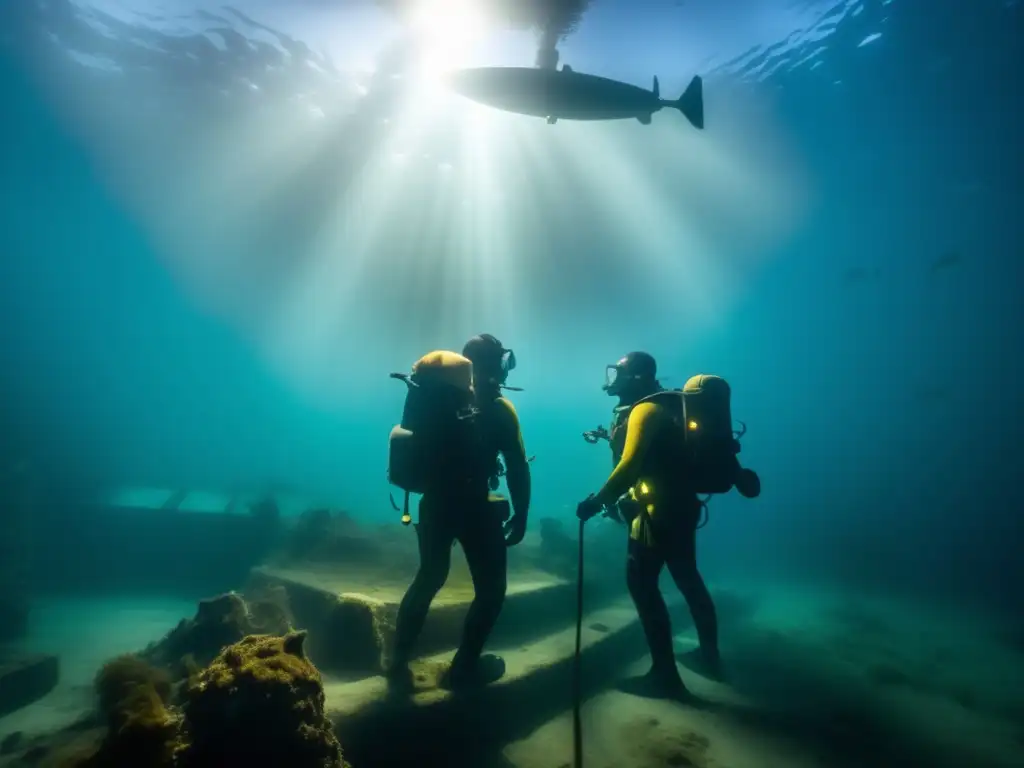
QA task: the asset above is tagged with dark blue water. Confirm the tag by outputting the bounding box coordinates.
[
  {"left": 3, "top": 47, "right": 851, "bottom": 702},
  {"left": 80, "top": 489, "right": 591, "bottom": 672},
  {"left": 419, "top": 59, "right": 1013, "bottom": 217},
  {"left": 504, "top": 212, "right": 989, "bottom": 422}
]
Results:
[{"left": 0, "top": 2, "right": 1022, "bottom": 765}]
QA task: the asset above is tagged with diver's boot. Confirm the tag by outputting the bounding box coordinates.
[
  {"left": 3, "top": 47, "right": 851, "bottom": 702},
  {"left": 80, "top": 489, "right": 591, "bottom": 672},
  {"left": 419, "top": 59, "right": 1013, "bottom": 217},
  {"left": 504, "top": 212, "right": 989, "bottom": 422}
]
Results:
[
  {"left": 384, "top": 658, "right": 415, "bottom": 695},
  {"left": 677, "top": 647, "right": 725, "bottom": 682},
  {"left": 617, "top": 669, "right": 687, "bottom": 699},
  {"left": 440, "top": 652, "right": 506, "bottom": 691},
  {"left": 617, "top": 662, "right": 688, "bottom": 700}
]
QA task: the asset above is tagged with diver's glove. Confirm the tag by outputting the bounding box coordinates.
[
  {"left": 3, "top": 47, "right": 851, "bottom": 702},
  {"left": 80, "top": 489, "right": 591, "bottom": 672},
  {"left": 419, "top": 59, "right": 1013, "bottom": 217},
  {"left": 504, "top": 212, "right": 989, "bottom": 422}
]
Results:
[
  {"left": 576, "top": 494, "right": 604, "bottom": 522},
  {"left": 504, "top": 514, "right": 526, "bottom": 547},
  {"left": 735, "top": 468, "right": 761, "bottom": 499}
]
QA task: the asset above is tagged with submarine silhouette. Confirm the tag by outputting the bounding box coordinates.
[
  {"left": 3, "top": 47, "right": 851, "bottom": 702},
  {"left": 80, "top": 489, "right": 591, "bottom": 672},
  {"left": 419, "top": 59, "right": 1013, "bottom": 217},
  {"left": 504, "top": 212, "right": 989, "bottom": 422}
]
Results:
[{"left": 447, "top": 63, "right": 704, "bottom": 129}]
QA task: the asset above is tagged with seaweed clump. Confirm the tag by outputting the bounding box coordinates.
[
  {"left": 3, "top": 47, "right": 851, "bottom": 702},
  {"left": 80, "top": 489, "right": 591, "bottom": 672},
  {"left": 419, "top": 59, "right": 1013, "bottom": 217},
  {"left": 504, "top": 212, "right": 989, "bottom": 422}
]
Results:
[
  {"left": 178, "top": 631, "right": 345, "bottom": 768},
  {"left": 69, "top": 655, "right": 181, "bottom": 767},
  {"left": 54, "top": 633, "right": 343, "bottom": 768},
  {"left": 2, "top": 594, "right": 306, "bottom": 768}
]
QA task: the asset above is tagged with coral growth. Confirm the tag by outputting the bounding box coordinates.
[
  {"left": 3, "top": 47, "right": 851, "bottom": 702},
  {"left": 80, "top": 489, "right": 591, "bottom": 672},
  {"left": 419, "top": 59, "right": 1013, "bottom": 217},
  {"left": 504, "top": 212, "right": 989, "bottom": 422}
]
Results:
[
  {"left": 178, "top": 631, "right": 345, "bottom": 768},
  {"left": 77, "top": 655, "right": 180, "bottom": 767},
  {"left": 0, "top": 591, "right": 326, "bottom": 768},
  {"left": 43, "top": 633, "right": 343, "bottom": 768},
  {"left": 95, "top": 655, "right": 173, "bottom": 722}
]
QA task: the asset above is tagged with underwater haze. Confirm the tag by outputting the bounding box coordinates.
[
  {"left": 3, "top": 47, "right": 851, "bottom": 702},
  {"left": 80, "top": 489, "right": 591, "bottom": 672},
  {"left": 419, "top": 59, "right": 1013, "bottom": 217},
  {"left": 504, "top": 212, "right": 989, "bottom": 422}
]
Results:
[
  {"left": 2, "top": 1, "right": 1024, "bottom": 766},
  {"left": 3, "top": 0, "right": 1022, "bottom": 608}
]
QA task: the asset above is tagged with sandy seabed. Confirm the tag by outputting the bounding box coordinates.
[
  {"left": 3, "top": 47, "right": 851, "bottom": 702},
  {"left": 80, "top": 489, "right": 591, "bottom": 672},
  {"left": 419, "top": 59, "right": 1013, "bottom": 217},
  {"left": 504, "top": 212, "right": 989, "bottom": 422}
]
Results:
[
  {"left": 507, "top": 583, "right": 1024, "bottom": 768},
  {"left": 2, "top": 584, "right": 1022, "bottom": 768}
]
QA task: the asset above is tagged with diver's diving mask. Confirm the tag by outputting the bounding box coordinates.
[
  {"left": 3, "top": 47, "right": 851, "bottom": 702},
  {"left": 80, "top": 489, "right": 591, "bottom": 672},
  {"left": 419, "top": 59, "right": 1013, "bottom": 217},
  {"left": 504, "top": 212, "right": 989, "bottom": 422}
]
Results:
[
  {"left": 602, "top": 359, "right": 645, "bottom": 397},
  {"left": 602, "top": 352, "right": 656, "bottom": 399},
  {"left": 603, "top": 362, "right": 631, "bottom": 395},
  {"left": 500, "top": 347, "right": 517, "bottom": 379},
  {"left": 602, "top": 364, "right": 620, "bottom": 392},
  {"left": 467, "top": 334, "right": 518, "bottom": 389}
]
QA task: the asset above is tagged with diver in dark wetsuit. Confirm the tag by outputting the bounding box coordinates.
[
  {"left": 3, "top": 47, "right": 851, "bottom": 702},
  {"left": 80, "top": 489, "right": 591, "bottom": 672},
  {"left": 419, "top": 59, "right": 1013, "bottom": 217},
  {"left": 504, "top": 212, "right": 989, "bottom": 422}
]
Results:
[
  {"left": 576, "top": 352, "right": 723, "bottom": 696},
  {"left": 388, "top": 336, "right": 531, "bottom": 691},
  {"left": 462, "top": 334, "right": 531, "bottom": 550}
]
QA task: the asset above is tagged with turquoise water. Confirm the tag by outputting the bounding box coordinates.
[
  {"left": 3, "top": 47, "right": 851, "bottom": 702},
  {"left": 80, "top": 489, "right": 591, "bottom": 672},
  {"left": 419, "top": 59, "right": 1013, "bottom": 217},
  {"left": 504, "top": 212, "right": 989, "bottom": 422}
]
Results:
[
  {"left": 0, "top": 2, "right": 1022, "bottom": 765},
  {"left": 3, "top": 0, "right": 1020, "bottom": 609}
]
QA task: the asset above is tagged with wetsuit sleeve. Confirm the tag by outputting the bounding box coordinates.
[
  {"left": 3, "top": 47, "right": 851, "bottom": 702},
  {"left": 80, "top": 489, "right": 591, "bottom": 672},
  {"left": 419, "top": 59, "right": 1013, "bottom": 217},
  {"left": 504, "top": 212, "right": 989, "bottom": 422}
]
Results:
[
  {"left": 594, "top": 402, "right": 662, "bottom": 506},
  {"left": 495, "top": 398, "right": 531, "bottom": 520}
]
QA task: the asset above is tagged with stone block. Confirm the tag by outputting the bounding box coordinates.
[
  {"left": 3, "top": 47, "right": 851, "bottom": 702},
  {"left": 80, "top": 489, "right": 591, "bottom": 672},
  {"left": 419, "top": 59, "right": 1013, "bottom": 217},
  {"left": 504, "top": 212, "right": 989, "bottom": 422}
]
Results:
[{"left": 0, "top": 654, "right": 59, "bottom": 717}]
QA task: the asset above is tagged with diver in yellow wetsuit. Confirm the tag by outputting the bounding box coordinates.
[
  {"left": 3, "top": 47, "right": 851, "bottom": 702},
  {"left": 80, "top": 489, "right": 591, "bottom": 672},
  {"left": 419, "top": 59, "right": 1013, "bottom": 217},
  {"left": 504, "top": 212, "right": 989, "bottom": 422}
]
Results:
[
  {"left": 577, "top": 352, "right": 720, "bottom": 697},
  {"left": 388, "top": 335, "right": 531, "bottom": 691}
]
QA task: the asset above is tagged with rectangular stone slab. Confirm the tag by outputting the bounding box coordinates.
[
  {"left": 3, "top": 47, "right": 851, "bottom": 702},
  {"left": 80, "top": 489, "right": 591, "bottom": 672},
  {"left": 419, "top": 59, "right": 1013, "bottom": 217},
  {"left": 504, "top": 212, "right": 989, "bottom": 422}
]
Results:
[
  {"left": 0, "top": 654, "right": 59, "bottom": 718},
  {"left": 247, "top": 562, "right": 575, "bottom": 677},
  {"left": 321, "top": 599, "right": 686, "bottom": 767}
]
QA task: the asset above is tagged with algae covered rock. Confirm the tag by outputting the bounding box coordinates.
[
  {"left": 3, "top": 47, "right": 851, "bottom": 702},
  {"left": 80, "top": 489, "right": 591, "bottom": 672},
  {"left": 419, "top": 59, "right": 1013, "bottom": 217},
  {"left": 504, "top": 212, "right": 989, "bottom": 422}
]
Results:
[
  {"left": 84, "top": 655, "right": 180, "bottom": 767},
  {"left": 28, "top": 634, "right": 344, "bottom": 768},
  {"left": 95, "top": 655, "right": 173, "bottom": 716},
  {"left": 179, "top": 631, "right": 345, "bottom": 768},
  {"left": 0, "top": 588, "right": 327, "bottom": 768},
  {"left": 141, "top": 591, "right": 292, "bottom": 677}
]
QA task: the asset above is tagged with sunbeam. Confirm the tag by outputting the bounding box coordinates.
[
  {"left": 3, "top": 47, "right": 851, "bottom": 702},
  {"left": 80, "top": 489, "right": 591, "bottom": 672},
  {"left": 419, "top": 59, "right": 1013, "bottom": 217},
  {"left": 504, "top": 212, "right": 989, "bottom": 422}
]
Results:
[
  {"left": 19, "top": 0, "right": 812, "bottom": 403},
  {"left": 407, "top": 0, "right": 489, "bottom": 77}
]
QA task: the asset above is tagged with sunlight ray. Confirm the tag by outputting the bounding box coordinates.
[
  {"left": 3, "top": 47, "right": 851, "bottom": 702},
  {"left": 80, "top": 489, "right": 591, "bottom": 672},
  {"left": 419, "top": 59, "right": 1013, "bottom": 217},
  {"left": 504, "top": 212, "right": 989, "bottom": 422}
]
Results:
[
  {"left": 548, "top": 122, "right": 719, "bottom": 319},
  {"left": 453, "top": 101, "right": 522, "bottom": 333}
]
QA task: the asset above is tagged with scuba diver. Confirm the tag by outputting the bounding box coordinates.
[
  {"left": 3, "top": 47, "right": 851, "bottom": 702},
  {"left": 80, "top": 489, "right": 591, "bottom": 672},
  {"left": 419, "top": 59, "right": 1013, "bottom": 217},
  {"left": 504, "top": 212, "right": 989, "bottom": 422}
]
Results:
[
  {"left": 576, "top": 352, "right": 760, "bottom": 697},
  {"left": 461, "top": 334, "right": 532, "bottom": 551},
  {"left": 387, "top": 335, "right": 531, "bottom": 692}
]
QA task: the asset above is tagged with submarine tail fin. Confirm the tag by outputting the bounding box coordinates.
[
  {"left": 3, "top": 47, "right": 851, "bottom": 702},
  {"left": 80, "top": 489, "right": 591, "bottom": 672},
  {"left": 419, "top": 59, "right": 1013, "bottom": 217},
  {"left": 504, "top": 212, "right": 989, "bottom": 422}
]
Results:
[{"left": 675, "top": 75, "right": 704, "bottom": 130}]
